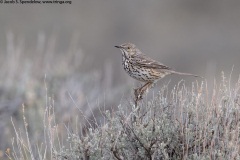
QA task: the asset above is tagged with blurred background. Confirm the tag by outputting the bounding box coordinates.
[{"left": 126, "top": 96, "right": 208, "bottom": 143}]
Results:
[{"left": 0, "top": 0, "right": 240, "bottom": 158}]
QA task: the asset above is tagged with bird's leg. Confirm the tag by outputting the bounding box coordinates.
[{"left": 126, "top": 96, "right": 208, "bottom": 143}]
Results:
[
  {"left": 139, "top": 81, "right": 153, "bottom": 95},
  {"left": 134, "top": 82, "right": 153, "bottom": 101}
]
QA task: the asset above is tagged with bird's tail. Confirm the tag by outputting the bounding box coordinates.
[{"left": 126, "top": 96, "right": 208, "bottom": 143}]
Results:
[{"left": 169, "top": 70, "right": 203, "bottom": 78}]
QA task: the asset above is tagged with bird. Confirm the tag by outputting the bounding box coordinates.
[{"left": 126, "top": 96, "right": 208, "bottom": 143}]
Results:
[{"left": 115, "top": 43, "right": 202, "bottom": 102}]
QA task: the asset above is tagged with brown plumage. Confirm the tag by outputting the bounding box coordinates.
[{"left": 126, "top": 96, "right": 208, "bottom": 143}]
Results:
[{"left": 115, "top": 43, "right": 202, "bottom": 102}]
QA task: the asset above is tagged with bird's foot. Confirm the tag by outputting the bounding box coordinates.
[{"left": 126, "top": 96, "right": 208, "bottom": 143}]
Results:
[{"left": 134, "top": 88, "right": 144, "bottom": 102}]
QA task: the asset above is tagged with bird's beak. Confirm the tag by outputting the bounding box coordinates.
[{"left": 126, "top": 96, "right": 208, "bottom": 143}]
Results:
[{"left": 115, "top": 45, "right": 122, "bottom": 49}]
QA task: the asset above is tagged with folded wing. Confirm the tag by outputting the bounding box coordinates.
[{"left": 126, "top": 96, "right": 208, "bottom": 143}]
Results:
[{"left": 131, "top": 53, "right": 172, "bottom": 70}]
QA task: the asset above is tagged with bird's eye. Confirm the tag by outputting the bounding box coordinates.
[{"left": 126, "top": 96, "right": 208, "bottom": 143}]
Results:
[{"left": 127, "top": 47, "right": 130, "bottom": 49}]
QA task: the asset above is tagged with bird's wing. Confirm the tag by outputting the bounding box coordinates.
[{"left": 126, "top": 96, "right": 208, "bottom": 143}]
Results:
[{"left": 131, "top": 53, "right": 172, "bottom": 70}]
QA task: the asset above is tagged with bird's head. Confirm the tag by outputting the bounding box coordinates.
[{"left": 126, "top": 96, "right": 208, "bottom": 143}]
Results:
[{"left": 115, "top": 43, "right": 138, "bottom": 58}]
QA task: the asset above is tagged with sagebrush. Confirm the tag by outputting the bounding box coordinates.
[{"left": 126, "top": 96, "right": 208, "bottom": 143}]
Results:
[{"left": 7, "top": 73, "right": 240, "bottom": 160}]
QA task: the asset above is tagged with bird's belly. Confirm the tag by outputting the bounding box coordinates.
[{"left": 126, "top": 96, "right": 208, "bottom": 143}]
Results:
[{"left": 123, "top": 63, "right": 165, "bottom": 82}]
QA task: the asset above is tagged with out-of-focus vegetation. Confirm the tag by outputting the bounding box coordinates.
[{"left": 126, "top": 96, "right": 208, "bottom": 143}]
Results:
[{"left": 0, "top": 33, "right": 125, "bottom": 159}]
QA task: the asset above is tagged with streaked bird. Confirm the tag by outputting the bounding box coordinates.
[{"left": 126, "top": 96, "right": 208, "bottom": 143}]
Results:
[{"left": 115, "top": 43, "right": 202, "bottom": 101}]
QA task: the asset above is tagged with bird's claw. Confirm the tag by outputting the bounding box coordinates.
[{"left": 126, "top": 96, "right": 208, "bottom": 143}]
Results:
[{"left": 134, "top": 88, "right": 143, "bottom": 101}]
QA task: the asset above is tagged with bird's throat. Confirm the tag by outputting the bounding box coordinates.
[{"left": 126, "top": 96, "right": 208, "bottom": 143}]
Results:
[{"left": 120, "top": 49, "right": 129, "bottom": 60}]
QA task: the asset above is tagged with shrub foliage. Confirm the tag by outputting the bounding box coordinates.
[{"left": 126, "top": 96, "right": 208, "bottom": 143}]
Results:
[
  {"left": 56, "top": 75, "right": 240, "bottom": 159},
  {"left": 8, "top": 74, "right": 240, "bottom": 160}
]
